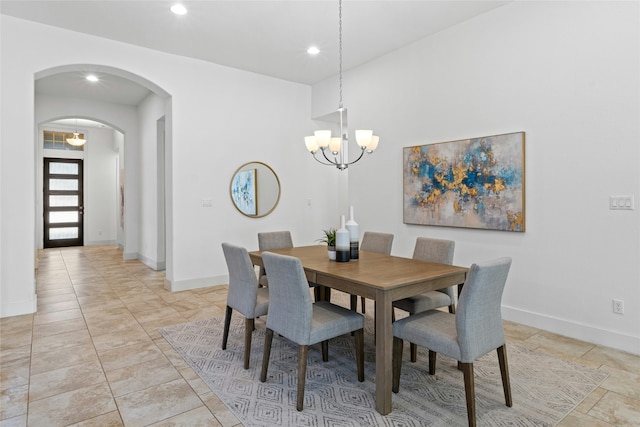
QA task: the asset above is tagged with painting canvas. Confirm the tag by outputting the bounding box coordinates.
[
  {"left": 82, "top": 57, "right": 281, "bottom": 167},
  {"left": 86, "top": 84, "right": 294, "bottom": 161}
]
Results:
[
  {"left": 231, "top": 169, "right": 257, "bottom": 216},
  {"left": 403, "top": 132, "right": 525, "bottom": 231}
]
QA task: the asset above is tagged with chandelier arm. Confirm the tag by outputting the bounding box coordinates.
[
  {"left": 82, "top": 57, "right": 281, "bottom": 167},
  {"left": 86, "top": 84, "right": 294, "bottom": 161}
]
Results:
[
  {"left": 320, "top": 147, "right": 340, "bottom": 165},
  {"left": 312, "top": 151, "right": 339, "bottom": 167},
  {"left": 342, "top": 147, "right": 368, "bottom": 167}
]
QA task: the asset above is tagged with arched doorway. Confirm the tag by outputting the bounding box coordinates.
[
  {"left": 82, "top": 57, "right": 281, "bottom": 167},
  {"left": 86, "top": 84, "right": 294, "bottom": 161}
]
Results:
[{"left": 34, "top": 64, "right": 172, "bottom": 273}]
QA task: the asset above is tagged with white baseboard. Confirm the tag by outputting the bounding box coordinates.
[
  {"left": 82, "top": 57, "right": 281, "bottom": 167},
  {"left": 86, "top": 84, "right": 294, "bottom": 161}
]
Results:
[
  {"left": 122, "top": 251, "right": 137, "bottom": 260},
  {"left": 502, "top": 305, "right": 640, "bottom": 356},
  {"left": 137, "top": 253, "right": 166, "bottom": 271},
  {"left": 165, "top": 275, "right": 229, "bottom": 292},
  {"left": 85, "top": 239, "right": 117, "bottom": 246},
  {"left": 1, "top": 294, "right": 37, "bottom": 318}
]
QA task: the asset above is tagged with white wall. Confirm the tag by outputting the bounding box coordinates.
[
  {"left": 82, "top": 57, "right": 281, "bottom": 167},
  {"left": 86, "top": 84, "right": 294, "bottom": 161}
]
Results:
[
  {"left": 313, "top": 1, "right": 640, "bottom": 354},
  {"left": 0, "top": 14, "right": 339, "bottom": 317}
]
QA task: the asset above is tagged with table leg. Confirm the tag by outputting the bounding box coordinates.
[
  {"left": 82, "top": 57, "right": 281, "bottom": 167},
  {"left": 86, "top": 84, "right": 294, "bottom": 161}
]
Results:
[{"left": 374, "top": 291, "right": 393, "bottom": 415}]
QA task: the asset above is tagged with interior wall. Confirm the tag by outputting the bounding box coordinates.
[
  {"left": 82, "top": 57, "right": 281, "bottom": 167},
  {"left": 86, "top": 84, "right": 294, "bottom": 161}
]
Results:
[
  {"left": 0, "top": 14, "right": 339, "bottom": 317},
  {"left": 313, "top": 1, "right": 640, "bottom": 354},
  {"left": 138, "top": 92, "right": 166, "bottom": 269}
]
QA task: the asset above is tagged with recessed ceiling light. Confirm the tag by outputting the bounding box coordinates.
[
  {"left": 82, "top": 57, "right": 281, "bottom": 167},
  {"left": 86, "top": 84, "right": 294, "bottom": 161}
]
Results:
[
  {"left": 307, "top": 46, "right": 320, "bottom": 55},
  {"left": 86, "top": 74, "right": 99, "bottom": 82},
  {"left": 171, "top": 4, "right": 187, "bottom": 15}
]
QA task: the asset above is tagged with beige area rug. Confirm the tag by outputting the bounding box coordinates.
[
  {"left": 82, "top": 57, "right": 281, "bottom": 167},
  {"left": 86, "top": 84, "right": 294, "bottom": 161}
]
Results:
[{"left": 160, "top": 310, "right": 607, "bottom": 427}]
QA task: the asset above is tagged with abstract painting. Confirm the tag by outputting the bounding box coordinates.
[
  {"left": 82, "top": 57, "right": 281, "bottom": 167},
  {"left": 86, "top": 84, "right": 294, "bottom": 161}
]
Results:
[
  {"left": 231, "top": 169, "right": 257, "bottom": 216},
  {"left": 403, "top": 132, "right": 525, "bottom": 231}
]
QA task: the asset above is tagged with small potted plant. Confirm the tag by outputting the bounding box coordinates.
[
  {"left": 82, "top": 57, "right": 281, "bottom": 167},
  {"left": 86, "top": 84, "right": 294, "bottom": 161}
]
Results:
[{"left": 318, "top": 228, "right": 337, "bottom": 260}]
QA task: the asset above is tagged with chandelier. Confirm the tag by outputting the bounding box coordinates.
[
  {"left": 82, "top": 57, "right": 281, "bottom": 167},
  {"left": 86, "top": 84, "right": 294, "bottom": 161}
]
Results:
[
  {"left": 304, "top": 0, "right": 379, "bottom": 170},
  {"left": 66, "top": 118, "right": 86, "bottom": 146}
]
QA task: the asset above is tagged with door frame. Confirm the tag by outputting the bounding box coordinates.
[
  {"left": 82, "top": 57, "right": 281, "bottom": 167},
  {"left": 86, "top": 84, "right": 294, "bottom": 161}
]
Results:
[{"left": 43, "top": 157, "right": 84, "bottom": 248}]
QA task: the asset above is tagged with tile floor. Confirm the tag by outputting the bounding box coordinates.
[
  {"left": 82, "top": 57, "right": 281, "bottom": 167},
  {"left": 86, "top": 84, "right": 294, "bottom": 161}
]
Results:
[{"left": 1, "top": 245, "right": 639, "bottom": 426}]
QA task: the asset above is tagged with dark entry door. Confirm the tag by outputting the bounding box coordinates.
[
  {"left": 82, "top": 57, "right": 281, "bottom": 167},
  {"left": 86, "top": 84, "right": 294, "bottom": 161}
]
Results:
[{"left": 44, "top": 158, "right": 84, "bottom": 248}]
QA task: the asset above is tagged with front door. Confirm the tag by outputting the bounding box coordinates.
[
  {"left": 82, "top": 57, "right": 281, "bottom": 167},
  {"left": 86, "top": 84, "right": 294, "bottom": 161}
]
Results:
[{"left": 44, "top": 158, "right": 84, "bottom": 248}]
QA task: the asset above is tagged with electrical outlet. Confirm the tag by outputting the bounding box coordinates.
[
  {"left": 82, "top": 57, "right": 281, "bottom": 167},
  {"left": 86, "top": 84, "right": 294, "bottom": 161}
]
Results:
[{"left": 613, "top": 299, "right": 624, "bottom": 314}]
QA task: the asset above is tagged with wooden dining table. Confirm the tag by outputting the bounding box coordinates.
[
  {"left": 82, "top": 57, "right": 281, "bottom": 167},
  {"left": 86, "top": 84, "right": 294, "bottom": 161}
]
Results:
[{"left": 249, "top": 245, "right": 468, "bottom": 415}]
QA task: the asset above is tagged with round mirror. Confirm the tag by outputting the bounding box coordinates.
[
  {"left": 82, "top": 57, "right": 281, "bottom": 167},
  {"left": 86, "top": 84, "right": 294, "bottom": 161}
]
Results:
[{"left": 230, "top": 162, "right": 281, "bottom": 218}]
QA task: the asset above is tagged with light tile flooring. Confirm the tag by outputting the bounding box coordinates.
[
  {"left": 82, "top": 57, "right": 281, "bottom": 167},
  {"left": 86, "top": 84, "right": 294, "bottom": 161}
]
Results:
[{"left": 1, "top": 246, "right": 639, "bottom": 426}]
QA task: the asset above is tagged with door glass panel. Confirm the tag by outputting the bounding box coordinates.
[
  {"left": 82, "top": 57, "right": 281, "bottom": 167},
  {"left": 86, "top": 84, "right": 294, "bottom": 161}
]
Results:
[
  {"left": 49, "top": 211, "right": 79, "bottom": 223},
  {"left": 49, "top": 162, "right": 79, "bottom": 175},
  {"left": 49, "top": 179, "right": 79, "bottom": 191},
  {"left": 50, "top": 227, "right": 79, "bottom": 240},
  {"left": 49, "top": 195, "right": 78, "bottom": 207}
]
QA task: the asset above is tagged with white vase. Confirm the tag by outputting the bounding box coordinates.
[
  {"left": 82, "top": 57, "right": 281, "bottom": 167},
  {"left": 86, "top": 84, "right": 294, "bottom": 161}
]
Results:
[
  {"left": 336, "top": 215, "right": 350, "bottom": 262},
  {"left": 346, "top": 205, "right": 359, "bottom": 260}
]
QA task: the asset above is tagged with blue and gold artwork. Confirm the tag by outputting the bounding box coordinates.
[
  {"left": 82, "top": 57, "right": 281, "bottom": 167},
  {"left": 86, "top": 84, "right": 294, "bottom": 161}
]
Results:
[{"left": 403, "top": 132, "right": 525, "bottom": 231}]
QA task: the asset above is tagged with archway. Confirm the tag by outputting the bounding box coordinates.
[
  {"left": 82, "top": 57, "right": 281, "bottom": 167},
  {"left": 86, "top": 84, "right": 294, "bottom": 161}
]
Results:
[{"left": 34, "top": 64, "right": 172, "bottom": 275}]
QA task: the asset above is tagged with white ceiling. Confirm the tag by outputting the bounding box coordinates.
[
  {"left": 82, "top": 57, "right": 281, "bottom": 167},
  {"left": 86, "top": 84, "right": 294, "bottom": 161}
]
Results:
[{"left": 2, "top": 0, "right": 510, "bottom": 107}]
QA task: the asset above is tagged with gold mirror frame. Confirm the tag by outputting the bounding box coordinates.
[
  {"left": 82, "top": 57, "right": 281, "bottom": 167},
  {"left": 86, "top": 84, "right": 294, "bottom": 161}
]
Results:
[{"left": 230, "top": 161, "right": 281, "bottom": 218}]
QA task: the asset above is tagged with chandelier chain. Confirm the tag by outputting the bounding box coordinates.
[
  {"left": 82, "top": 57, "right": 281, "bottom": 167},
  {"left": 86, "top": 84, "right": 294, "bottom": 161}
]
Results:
[{"left": 338, "top": 0, "right": 343, "bottom": 109}]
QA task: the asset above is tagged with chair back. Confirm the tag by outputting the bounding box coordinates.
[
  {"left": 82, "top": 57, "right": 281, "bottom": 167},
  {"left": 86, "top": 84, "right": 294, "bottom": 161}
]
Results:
[
  {"left": 360, "top": 231, "right": 394, "bottom": 255},
  {"left": 258, "top": 231, "right": 293, "bottom": 250},
  {"left": 222, "top": 243, "right": 260, "bottom": 317},
  {"left": 258, "top": 231, "right": 294, "bottom": 281},
  {"left": 456, "top": 257, "right": 512, "bottom": 362},
  {"left": 262, "top": 251, "right": 313, "bottom": 344},
  {"left": 412, "top": 237, "right": 455, "bottom": 265},
  {"left": 413, "top": 237, "right": 456, "bottom": 300}
]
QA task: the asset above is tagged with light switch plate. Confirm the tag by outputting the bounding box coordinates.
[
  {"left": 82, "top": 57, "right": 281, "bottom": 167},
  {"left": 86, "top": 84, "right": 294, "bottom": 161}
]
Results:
[{"left": 609, "top": 195, "right": 634, "bottom": 210}]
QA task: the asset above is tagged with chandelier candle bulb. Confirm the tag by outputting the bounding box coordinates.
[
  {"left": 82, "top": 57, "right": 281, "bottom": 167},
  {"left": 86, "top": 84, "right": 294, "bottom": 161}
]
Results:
[
  {"left": 336, "top": 215, "right": 350, "bottom": 262},
  {"left": 346, "top": 206, "right": 359, "bottom": 260}
]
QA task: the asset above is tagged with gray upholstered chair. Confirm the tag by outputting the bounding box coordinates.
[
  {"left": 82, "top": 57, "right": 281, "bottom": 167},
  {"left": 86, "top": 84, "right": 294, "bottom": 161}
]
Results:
[
  {"left": 392, "top": 257, "right": 513, "bottom": 427},
  {"left": 352, "top": 231, "right": 394, "bottom": 313},
  {"left": 257, "top": 231, "right": 294, "bottom": 287},
  {"left": 221, "top": 243, "right": 269, "bottom": 369},
  {"left": 259, "top": 251, "right": 365, "bottom": 411},
  {"left": 258, "top": 230, "right": 327, "bottom": 300},
  {"left": 393, "top": 237, "right": 456, "bottom": 361}
]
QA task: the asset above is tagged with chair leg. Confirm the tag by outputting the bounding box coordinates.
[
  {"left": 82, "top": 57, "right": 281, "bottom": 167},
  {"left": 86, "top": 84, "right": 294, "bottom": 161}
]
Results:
[
  {"left": 461, "top": 362, "right": 476, "bottom": 427},
  {"left": 321, "top": 340, "right": 329, "bottom": 362},
  {"left": 243, "top": 318, "right": 253, "bottom": 369},
  {"left": 410, "top": 343, "right": 418, "bottom": 363},
  {"left": 392, "top": 336, "right": 403, "bottom": 392},
  {"left": 361, "top": 296, "right": 366, "bottom": 313},
  {"left": 497, "top": 345, "right": 513, "bottom": 407},
  {"left": 297, "top": 345, "right": 309, "bottom": 411},
  {"left": 222, "top": 306, "right": 232, "bottom": 350},
  {"left": 355, "top": 329, "right": 364, "bottom": 382},
  {"left": 428, "top": 350, "right": 437, "bottom": 375},
  {"left": 449, "top": 304, "right": 456, "bottom": 314},
  {"left": 350, "top": 294, "right": 357, "bottom": 311},
  {"left": 260, "top": 328, "right": 274, "bottom": 382}
]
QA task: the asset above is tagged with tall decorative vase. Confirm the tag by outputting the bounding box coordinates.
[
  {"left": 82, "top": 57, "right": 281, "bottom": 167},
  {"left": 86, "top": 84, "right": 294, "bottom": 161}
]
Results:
[
  {"left": 336, "top": 215, "right": 350, "bottom": 263},
  {"left": 346, "top": 205, "right": 359, "bottom": 260}
]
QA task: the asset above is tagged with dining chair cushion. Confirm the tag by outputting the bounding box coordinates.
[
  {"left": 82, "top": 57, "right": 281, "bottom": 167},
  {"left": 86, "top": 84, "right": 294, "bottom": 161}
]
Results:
[
  {"left": 392, "top": 291, "right": 451, "bottom": 314},
  {"left": 308, "top": 301, "right": 364, "bottom": 344},
  {"left": 393, "top": 310, "right": 460, "bottom": 360}
]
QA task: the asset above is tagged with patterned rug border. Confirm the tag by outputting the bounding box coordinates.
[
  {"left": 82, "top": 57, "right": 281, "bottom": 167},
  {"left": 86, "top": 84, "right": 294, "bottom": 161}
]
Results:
[{"left": 159, "top": 315, "right": 608, "bottom": 427}]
